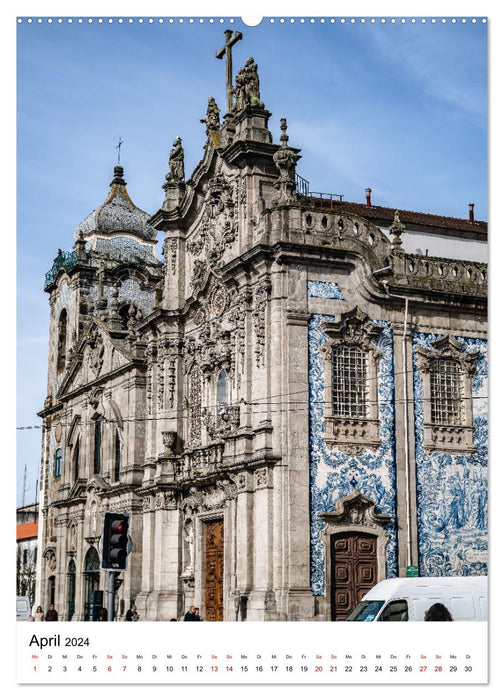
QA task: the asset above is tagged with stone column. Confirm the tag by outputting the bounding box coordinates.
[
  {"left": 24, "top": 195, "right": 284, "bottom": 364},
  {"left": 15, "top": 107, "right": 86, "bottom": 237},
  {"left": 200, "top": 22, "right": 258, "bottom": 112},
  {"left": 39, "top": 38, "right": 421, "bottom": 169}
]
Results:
[
  {"left": 135, "top": 495, "right": 155, "bottom": 620},
  {"left": 247, "top": 466, "right": 274, "bottom": 620},
  {"left": 270, "top": 305, "right": 314, "bottom": 620},
  {"left": 391, "top": 320, "right": 419, "bottom": 574},
  {"left": 150, "top": 491, "right": 180, "bottom": 620},
  {"left": 162, "top": 234, "right": 186, "bottom": 312},
  {"left": 144, "top": 334, "right": 158, "bottom": 463},
  {"left": 234, "top": 471, "right": 254, "bottom": 618},
  {"left": 54, "top": 515, "right": 68, "bottom": 619}
]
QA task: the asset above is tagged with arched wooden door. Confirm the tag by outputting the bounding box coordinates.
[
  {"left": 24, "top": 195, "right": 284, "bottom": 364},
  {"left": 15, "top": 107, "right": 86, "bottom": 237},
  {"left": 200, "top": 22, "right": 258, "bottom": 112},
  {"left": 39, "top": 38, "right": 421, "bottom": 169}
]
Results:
[
  {"left": 330, "top": 532, "right": 378, "bottom": 620},
  {"left": 204, "top": 520, "right": 223, "bottom": 621}
]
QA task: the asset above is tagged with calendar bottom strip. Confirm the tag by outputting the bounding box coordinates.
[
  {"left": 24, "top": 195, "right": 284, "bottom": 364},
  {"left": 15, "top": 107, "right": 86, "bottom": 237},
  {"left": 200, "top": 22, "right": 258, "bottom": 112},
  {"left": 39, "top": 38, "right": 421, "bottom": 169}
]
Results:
[{"left": 18, "top": 621, "right": 487, "bottom": 684}]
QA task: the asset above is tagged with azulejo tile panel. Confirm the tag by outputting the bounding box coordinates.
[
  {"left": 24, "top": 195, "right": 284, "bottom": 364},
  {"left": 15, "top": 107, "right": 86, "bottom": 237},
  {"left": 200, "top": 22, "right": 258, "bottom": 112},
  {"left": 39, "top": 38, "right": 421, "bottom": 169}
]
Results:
[
  {"left": 307, "top": 280, "right": 344, "bottom": 300},
  {"left": 413, "top": 333, "right": 488, "bottom": 576},
  {"left": 94, "top": 236, "right": 158, "bottom": 264},
  {"left": 308, "top": 303, "right": 398, "bottom": 596}
]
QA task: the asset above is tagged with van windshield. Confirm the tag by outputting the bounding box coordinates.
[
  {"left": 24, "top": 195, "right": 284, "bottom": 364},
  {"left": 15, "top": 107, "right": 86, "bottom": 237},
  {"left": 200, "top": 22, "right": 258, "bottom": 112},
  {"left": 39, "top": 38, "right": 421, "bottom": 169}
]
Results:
[{"left": 346, "top": 600, "right": 384, "bottom": 621}]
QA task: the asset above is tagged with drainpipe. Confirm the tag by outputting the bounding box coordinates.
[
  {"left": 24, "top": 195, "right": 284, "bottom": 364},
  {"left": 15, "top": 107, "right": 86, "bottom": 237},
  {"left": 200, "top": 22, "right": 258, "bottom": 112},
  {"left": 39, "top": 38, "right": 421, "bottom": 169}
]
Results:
[{"left": 382, "top": 282, "right": 413, "bottom": 569}]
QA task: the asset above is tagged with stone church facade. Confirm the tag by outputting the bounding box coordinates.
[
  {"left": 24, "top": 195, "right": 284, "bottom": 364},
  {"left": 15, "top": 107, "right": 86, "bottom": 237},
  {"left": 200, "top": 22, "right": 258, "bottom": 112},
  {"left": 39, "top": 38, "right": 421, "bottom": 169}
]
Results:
[{"left": 36, "top": 41, "right": 488, "bottom": 622}]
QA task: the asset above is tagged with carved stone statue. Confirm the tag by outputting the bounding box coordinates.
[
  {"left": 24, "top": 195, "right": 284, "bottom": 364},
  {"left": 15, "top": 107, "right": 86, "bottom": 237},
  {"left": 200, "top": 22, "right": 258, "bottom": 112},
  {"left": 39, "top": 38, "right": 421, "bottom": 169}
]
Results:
[
  {"left": 233, "top": 57, "right": 264, "bottom": 111},
  {"left": 233, "top": 67, "right": 247, "bottom": 111},
  {"left": 183, "top": 520, "right": 194, "bottom": 574},
  {"left": 205, "top": 97, "right": 220, "bottom": 133},
  {"left": 161, "top": 430, "right": 177, "bottom": 456},
  {"left": 244, "top": 57, "right": 264, "bottom": 108},
  {"left": 167, "top": 136, "right": 185, "bottom": 182},
  {"left": 273, "top": 118, "right": 299, "bottom": 204},
  {"left": 90, "top": 501, "right": 98, "bottom": 535}
]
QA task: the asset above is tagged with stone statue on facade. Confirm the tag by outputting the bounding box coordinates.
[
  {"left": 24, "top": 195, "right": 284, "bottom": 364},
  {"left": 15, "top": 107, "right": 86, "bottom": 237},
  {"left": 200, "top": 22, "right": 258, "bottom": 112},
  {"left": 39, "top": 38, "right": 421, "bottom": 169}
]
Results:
[
  {"left": 273, "top": 118, "right": 300, "bottom": 204},
  {"left": 167, "top": 136, "right": 185, "bottom": 182},
  {"left": 232, "top": 57, "right": 264, "bottom": 111},
  {"left": 244, "top": 57, "right": 264, "bottom": 108},
  {"left": 183, "top": 520, "right": 194, "bottom": 575},
  {"left": 205, "top": 97, "right": 220, "bottom": 133},
  {"left": 162, "top": 136, "right": 186, "bottom": 211},
  {"left": 201, "top": 97, "right": 221, "bottom": 147}
]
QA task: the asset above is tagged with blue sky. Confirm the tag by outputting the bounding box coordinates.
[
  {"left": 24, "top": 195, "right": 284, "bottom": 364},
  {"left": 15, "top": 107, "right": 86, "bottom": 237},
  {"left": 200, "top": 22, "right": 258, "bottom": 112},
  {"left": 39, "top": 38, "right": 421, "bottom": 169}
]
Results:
[{"left": 16, "top": 15, "right": 487, "bottom": 506}]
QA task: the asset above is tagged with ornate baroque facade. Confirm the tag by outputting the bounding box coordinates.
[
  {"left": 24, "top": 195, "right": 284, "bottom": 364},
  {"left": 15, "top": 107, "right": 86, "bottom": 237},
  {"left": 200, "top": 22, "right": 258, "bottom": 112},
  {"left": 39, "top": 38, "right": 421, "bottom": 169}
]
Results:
[{"left": 36, "top": 40, "right": 487, "bottom": 622}]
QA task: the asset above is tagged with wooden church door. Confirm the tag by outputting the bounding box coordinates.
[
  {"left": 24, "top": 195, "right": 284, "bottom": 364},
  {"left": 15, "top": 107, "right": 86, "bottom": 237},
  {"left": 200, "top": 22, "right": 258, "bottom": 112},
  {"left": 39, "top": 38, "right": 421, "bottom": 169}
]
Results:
[
  {"left": 204, "top": 520, "right": 224, "bottom": 621},
  {"left": 330, "top": 532, "right": 378, "bottom": 620}
]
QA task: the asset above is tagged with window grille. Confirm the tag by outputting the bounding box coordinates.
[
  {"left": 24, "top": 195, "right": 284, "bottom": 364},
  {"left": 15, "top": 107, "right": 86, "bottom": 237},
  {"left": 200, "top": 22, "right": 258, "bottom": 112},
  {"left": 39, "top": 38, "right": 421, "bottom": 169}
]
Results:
[
  {"left": 332, "top": 345, "right": 367, "bottom": 418},
  {"left": 430, "top": 358, "right": 462, "bottom": 424}
]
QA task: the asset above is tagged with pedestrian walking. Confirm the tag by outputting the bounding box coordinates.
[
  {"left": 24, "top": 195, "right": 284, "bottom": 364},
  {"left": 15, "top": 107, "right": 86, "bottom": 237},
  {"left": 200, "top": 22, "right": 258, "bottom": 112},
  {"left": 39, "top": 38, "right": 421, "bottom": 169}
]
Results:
[
  {"left": 424, "top": 603, "right": 453, "bottom": 621},
  {"left": 33, "top": 606, "right": 44, "bottom": 621},
  {"left": 125, "top": 604, "right": 139, "bottom": 621},
  {"left": 183, "top": 605, "right": 197, "bottom": 621},
  {"left": 45, "top": 604, "right": 58, "bottom": 621}
]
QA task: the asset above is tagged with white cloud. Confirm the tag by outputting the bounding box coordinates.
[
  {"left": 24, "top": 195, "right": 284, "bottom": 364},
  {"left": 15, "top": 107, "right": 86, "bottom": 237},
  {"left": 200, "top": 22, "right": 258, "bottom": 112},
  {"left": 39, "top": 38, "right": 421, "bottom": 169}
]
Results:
[{"left": 367, "top": 25, "right": 486, "bottom": 122}]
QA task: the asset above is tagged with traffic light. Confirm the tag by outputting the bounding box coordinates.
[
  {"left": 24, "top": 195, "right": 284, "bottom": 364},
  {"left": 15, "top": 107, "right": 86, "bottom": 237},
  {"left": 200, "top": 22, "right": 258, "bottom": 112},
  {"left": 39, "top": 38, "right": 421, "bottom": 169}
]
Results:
[{"left": 101, "top": 512, "right": 130, "bottom": 570}]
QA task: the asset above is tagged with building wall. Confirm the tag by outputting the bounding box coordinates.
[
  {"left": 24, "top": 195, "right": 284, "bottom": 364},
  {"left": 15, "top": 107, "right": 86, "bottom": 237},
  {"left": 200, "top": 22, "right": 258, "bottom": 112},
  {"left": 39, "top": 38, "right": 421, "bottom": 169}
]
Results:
[
  {"left": 413, "top": 333, "right": 488, "bottom": 576},
  {"left": 307, "top": 281, "right": 398, "bottom": 596},
  {"left": 36, "top": 108, "right": 487, "bottom": 622}
]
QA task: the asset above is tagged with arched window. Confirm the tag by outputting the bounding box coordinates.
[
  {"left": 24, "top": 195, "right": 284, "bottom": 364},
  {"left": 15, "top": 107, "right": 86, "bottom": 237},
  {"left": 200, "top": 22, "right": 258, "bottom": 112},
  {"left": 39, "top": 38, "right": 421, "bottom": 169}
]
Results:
[
  {"left": 114, "top": 430, "right": 121, "bottom": 482},
  {"left": 73, "top": 438, "right": 80, "bottom": 480},
  {"left": 48, "top": 575, "right": 56, "bottom": 606},
  {"left": 67, "top": 560, "right": 76, "bottom": 621},
  {"left": 216, "top": 369, "right": 228, "bottom": 416},
  {"left": 118, "top": 304, "right": 130, "bottom": 331},
  {"left": 83, "top": 547, "right": 100, "bottom": 621},
  {"left": 54, "top": 448, "right": 62, "bottom": 478},
  {"left": 93, "top": 419, "right": 102, "bottom": 474},
  {"left": 56, "top": 309, "right": 68, "bottom": 373}
]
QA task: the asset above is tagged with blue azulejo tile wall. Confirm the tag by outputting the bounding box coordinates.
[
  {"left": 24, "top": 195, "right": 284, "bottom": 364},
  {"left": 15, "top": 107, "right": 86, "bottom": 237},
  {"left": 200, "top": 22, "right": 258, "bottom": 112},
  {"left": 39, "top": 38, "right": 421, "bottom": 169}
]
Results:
[
  {"left": 307, "top": 281, "right": 398, "bottom": 595},
  {"left": 413, "top": 334, "right": 488, "bottom": 576}
]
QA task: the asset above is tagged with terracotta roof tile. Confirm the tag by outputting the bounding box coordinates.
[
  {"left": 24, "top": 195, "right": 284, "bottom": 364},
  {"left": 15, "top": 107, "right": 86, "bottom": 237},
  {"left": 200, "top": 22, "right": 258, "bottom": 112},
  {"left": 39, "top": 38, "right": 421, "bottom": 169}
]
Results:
[
  {"left": 306, "top": 198, "right": 487, "bottom": 236},
  {"left": 17, "top": 521, "right": 38, "bottom": 540}
]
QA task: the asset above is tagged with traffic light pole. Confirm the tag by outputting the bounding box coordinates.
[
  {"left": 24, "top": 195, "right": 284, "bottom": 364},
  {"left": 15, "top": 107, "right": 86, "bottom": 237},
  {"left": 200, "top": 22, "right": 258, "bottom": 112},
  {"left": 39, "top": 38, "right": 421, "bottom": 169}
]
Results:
[{"left": 107, "top": 571, "right": 116, "bottom": 621}]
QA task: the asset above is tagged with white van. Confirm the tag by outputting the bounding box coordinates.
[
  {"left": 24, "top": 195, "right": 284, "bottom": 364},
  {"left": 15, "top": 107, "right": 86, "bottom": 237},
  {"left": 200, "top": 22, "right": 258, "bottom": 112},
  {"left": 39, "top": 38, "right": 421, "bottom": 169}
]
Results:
[
  {"left": 346, "top": 576, "right": 487, "bottom": 621},
  {"left": 16, "top": 596, "right": 31, "bottom": 621}
]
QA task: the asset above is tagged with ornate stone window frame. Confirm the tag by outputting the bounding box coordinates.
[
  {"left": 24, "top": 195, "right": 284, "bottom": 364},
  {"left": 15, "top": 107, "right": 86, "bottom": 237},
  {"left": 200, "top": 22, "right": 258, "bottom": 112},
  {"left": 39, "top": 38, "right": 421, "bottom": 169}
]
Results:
[
  {"left": 320, "top": 307, "right": 382, "bottom": 453},
  {"left": 416, "top": 335, "right": 479, "bottom": 453},
  {"left": 203, "top": 368, "right": 240, "bottom": 440}
]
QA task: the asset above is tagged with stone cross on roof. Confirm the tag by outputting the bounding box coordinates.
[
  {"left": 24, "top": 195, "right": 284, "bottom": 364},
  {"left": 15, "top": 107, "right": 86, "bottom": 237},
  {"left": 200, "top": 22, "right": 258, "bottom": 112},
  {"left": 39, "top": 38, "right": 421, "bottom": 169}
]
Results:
[
  {"left": 116, "top": 137, "right": 124, "bottom": 164},
  {"left": 216, "top": 29, "right": 243, "bottom": 114}
]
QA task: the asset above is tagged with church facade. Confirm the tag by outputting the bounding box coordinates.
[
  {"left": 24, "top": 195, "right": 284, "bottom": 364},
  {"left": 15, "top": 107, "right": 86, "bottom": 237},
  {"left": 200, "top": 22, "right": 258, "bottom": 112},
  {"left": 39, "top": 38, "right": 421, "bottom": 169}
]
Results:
[{"left": 35, "top": 38, "right": 488, "bottom": 622}]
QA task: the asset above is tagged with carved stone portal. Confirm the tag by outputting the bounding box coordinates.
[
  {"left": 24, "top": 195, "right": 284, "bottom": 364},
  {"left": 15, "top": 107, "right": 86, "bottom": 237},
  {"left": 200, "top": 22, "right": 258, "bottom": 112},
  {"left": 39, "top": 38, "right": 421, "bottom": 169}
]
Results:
[
  {"left": 319, "top": 490, "right": 391, "bottom": 618},
  {"left": 320, "top": 489, "right": 392, "bottom": 529}
]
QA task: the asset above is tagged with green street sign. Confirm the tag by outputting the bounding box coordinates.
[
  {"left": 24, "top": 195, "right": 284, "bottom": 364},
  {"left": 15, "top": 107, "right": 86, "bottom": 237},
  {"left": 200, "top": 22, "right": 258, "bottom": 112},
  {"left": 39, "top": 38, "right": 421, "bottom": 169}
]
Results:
[{"left": 406, "top": 566, "right": 419, "bottom": 577}]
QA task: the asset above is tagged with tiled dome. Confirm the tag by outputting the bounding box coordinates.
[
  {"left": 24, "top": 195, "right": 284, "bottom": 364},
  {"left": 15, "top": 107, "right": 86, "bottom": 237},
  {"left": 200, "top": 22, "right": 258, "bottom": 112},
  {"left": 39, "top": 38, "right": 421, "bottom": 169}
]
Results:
[{"left": 74, "top": 166, "right": 156, "bottom": 242}]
